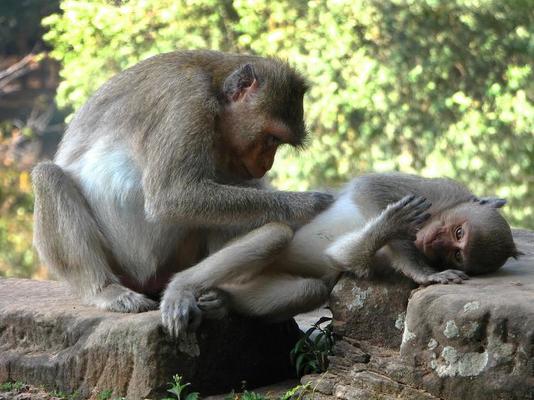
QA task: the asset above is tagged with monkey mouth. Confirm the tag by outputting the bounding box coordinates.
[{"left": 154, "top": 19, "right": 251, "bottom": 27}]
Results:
[
  {"left": 242, "top": 162, "right": 267, "bottom": 179},
  {"left": 422, "top": 228, "right": 442, "bottom": 259}
]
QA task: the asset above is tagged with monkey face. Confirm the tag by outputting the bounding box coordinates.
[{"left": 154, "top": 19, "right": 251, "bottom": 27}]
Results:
[
  {"left": 217, "top": 92, "right": 295, "bottom": 180},
  {"left": 216, "top": 61, "right": 308, "bottom": 180},
  {"left": 415, "top": 211, "right": 470, "bottom": 270},
  {"left": 415, "top": 204, "right": 517, "bottom": 274}
]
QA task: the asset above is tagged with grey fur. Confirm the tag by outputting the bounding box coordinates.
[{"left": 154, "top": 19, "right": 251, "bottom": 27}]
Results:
[{"left": 32, "top": 50, "right": 332, "bottom": 332}]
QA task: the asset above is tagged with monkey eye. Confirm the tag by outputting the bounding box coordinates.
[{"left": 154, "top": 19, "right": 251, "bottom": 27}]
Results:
[
  {"left": 454, "top": 226, "right": 464, "bottom": 241},
  {"left": 454, "top": 250, "right": 463, "bottom": 264},
  {"left": 266, "top": 134, "right": 283, "bottom": 147}
]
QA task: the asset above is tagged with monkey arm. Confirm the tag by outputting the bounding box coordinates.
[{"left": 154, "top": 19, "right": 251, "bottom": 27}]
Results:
[
  {"left": 144, "top": 179, "right": 330, "bottom": 227},
  {"left": 324, "top": 218, "right": 390, "bottom": 278},
  {"left": 324, "top": 195, "right": 431, "bottom": 277},
  {"left": 383, "top": 240, "right": 438, "bottom": 283},
  {"left": 385, "top": 240, "right": 469, "bottom": 285}
]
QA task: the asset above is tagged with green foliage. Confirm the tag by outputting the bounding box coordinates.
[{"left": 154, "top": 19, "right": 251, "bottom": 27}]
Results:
[
  {"left": 0, "top": 167, "right": 37, "bottom": 278},
  {"left": 162, "top": 374, "right": 199, "bottom": 400},
  {"left": 225, "top": 392, "right": 267, "bottom": 400},
  {"left": 41, "top": 0, "right": 534, "bottom": 230},
  {"left": 290, "top": 316, "right": 335, "bottom": 377},
  {"left": 0, "top": 381, "right": 25, "bottom": 391},
  {"left": 96, "top": 389, "right": 113, "bottom": 400},
  {"left": 224, "top": 383, "right": 311, "bottom": 400}
]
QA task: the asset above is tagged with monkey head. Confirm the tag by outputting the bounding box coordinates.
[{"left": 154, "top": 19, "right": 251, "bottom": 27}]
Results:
[
  {"left": 216, "top": 61, "right": 308, "bottom": 180},
  {"left": 414, "top": 201, "right": 520, "bottom": 275}
]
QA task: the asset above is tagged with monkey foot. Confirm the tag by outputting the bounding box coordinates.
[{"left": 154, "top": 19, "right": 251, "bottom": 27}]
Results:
[
  {"left": 160, "top": 288, "right": 202, "bottom": 338},
  {"left": 197, "top": 288, "right": 229, "bottom": 320},
  {"left": 91, "top": 283, "right": 158, "bottom": 313}
]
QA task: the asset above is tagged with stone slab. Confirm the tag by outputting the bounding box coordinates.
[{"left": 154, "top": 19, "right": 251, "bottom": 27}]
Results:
[
  {"left": 0, "top": 279, "right": 300, "bottom": 399},
  {"left": 305, "top": 229, "right": 534, "bottom": 400}
]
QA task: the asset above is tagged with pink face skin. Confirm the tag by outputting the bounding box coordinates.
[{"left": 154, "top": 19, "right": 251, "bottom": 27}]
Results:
[
  {"left": 218, "top": 103, "right": 292, "bottom": 180},
  {"left": 217, "top": 81, "right": 294, "bottom": 180},
  {"left": 414, "top": 211, "right": 471, "bottom": 270}
]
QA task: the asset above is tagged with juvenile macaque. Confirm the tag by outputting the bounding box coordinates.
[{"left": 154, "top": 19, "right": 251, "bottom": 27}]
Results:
[
  {"left": 32, "top": 51, "right": 333, "bottom": 323},
  {"left": 173, "top": 173, "right": 520, "bottom": 335}
]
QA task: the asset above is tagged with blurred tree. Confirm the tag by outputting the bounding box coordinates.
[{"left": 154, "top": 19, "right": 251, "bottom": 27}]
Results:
[
  {"left": 40, "top": 0, "right": 533, "bottom": 231},
  {"left": 0, "top": 0, "right": 61, "bottom": 278}
]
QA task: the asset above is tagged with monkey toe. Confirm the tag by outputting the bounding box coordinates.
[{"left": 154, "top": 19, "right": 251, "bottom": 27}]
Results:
[
  {"left": 197, "top": 289, "right": 229, "bottom": 320},
  {"left": 93, "top": 285, "right": 159, "bottom": 313}
]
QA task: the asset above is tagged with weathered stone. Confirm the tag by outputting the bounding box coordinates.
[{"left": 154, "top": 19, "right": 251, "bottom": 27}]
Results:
[
  {"left": 330, "top": 271, "right": 416, "bottom": 349},
  {"left": 304, "top": 229, "right": 534, "bottom": 400},
  {"left": 400, "top": 229, "right": 534, "bottom": 399},
  {"left": 0, "top": 279, "right": 300, "bottom": 399}
]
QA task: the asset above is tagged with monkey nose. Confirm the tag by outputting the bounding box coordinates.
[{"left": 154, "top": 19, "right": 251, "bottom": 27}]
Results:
[{"left": 432, "top": 237, "right": 453, "bottom": 254}]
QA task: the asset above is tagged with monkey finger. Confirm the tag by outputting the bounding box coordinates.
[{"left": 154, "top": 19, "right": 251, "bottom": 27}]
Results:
[
  {"left": 414, "top": 213, "right": 431, "bottom": 225},
  {"left": 408, "top": 199, "right": 431, "bottom": 216},
  {"left": 198, "top": 297, "right": 223, "bottom": 309},
  {"left": 198, "top": 291, "right": 219, "bottom": 302},
  {"left": 448, "top": 269, "right": 470, "bottom": 280},
  {"left": 398, "top": 195, "right": 417, "bottom": 208},
  {"left": 188, "top": 308, "right": 203, "bottom": 332},
  {"left": 312, "top": 192, "right": 335, "bottom": 212}
]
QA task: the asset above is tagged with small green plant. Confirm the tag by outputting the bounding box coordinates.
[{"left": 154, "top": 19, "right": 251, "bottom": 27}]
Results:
[
  {"left": 279, "top": 383, "right": 310, "bottom": 400},
  {"left": 97, "top": 389, "right": 113, "bottom": 400},
  {"left": 162, "top": 375, "right": 199, "bottom": 400},
  {"left": 0, "top": 381, "right": 25, "bottom": 391},
  {"left": 290, "top": 316, "right": 336, "bottom": 377},
  {"left": 223, "top": 382, "right": 311, "bottom": 400},
  {"left": 224, "top": 390, "right": 267, "bottom": 400}
]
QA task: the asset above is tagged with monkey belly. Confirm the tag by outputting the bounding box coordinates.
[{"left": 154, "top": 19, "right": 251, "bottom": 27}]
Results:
[
  {"left": 57, "top": 141, "right": 202, "bottom": 288},
  {"left": 277, "top": 193, "right": 367, "bottom": 277}
]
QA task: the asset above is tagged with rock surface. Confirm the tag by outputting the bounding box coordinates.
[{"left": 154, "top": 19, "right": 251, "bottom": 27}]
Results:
[
  {"left": 0, "top": 279, "right": 300, "bottom": 399},
  {"left": 305, "top": 229, "right": 534, "bottom": 400}
]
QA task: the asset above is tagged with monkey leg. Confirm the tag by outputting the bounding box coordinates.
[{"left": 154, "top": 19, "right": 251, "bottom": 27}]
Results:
[
  {"left": 160, "top": 222, "right": 294, "bottom": 337},
  {"left": 32, "top": 162, "right": 157, "bottom": 312},
  {"left": 324, "top": 195, "right": 431, "bottom": 277},
  {"left": 220, "top": 272, "right": 333, "bottom": 322}
]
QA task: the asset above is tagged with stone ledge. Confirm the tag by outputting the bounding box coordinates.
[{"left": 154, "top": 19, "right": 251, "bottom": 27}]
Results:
[
  {"left": 306, "top": 229, "right": 534, "bottom": 400},
  {"left": 0, "top": 279, "right": 300, "bottom": 399}
]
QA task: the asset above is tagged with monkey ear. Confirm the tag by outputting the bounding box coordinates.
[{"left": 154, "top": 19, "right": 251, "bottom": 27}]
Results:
[
  {"left": 473, "top": 197, "right": 507, "bottom": 208},
  {"left": 223, "top": 64, "right": 259, "bottom": 103}
]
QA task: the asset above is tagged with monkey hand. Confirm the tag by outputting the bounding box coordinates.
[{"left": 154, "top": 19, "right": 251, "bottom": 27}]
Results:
[
  {"left": 289, "top": 191, "right": 334, "bottom": 224},
  {"left": 160, "top": 287, "right": 202, "bottom": 338},
  {"left": 382, "top": 195, "right": 431, "bottom": 241},
  {"left": 197, "top": 288, "right": 229, "bottom": 320},
  {"left": 420, "top": 269, "right": 470, "bottom": 286}
]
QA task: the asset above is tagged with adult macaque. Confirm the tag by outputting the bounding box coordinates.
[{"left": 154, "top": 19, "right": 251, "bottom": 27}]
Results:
[
  {"left": 32, "top": 51, "right": 333, "bottom": 322},
  {"left": 172, "top": 173, "right": 520, "bottom": 336}
]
